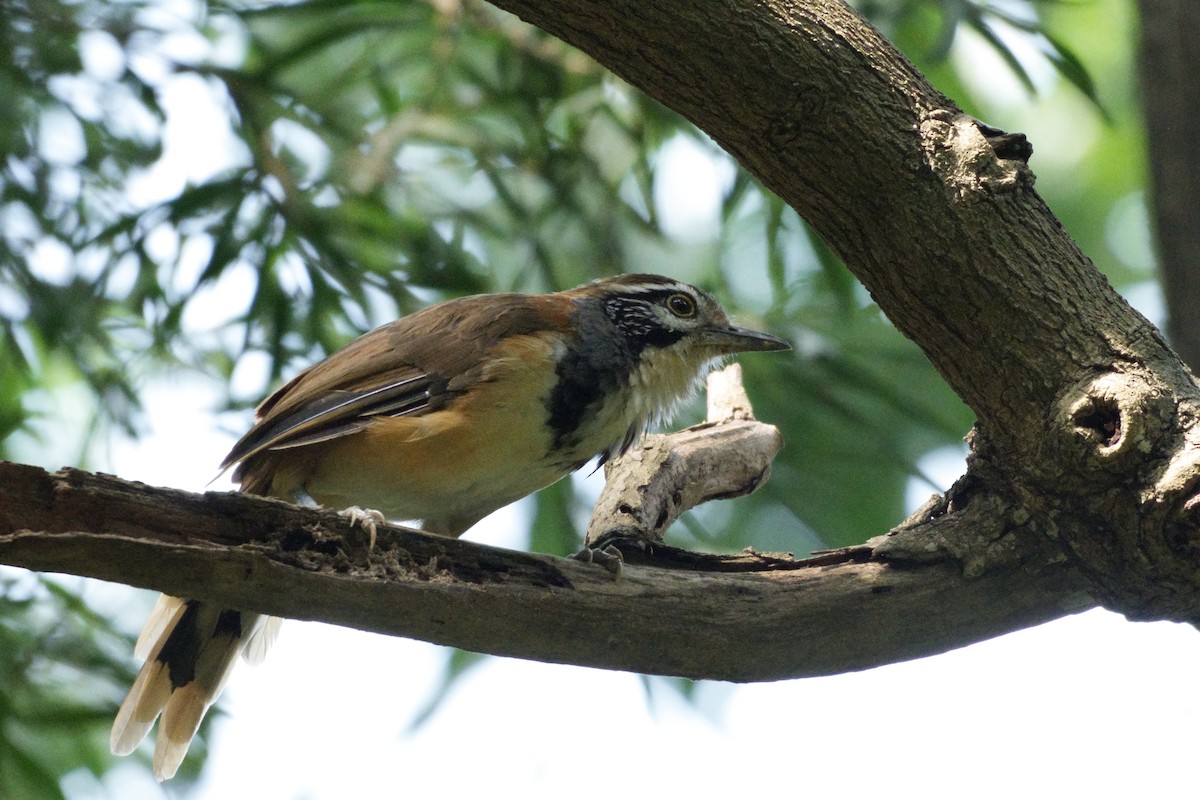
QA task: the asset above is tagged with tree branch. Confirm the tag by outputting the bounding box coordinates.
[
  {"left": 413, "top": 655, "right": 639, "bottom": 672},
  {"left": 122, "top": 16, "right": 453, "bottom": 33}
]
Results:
[
  {"left": 0, "top": 461, "right": 1094, "bottom": 680},
  {"left": 585, "top": 364, "right": 783, "bottom": 551},
  {"left": 475, "top": 0, "right": 1200, "bottom": 623}
]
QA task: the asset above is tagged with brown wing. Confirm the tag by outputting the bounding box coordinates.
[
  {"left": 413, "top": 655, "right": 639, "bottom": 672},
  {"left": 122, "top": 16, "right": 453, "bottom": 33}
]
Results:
[{"left": 220, "top": 291, "right": 571, "bottom": 479}]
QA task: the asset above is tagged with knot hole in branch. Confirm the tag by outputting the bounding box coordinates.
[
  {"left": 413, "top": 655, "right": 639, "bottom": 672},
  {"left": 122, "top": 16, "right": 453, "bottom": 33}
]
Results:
[
  {"left": 1057, "top": 373, "right": 1169, "bottom": 477},
  {"left": 1072, "top": 396, "right": 1122, "bottom": 449}
]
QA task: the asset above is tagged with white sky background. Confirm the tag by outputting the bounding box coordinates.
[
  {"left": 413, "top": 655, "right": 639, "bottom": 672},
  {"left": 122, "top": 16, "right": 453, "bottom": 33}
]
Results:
[{"left": 24, "top": 6, "right": 1198, "bottom": 798}]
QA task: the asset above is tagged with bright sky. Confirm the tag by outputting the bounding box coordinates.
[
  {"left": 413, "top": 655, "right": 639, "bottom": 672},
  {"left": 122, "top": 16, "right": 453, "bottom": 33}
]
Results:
[{"left": 27, "top": 5, "right": 1196, "bottom": 798}]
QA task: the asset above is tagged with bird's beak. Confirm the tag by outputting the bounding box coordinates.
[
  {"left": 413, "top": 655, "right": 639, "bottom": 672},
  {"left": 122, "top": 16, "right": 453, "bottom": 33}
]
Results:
[{"left": 701, "top": 325, "right": 791, "bottom": 355}]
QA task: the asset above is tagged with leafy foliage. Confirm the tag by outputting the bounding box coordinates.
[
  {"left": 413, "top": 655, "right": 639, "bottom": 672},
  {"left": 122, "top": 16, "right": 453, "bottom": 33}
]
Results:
[
  {"left": 863, "top": 0, "right": 1106, "bottom": 112},
  {"left": 0, "top": 0, "right": 168, "bottom": 457},
  {"left": 0, "top": 574, "right": 142, "bottom": 797}
]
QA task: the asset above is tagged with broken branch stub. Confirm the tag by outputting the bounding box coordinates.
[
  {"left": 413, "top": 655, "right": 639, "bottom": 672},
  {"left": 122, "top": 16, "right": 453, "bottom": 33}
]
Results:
[{"left": 585, "top": 364, "right": 784, "bottom": 555}]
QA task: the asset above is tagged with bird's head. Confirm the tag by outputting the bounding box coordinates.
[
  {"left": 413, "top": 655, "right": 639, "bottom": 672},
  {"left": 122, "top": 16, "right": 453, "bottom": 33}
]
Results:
[
  {"left": 547, "top": 274, "right": 789, "bottom": 460},
  {"left": 573, "top": 273, "right": 790, "bottom": 362}
]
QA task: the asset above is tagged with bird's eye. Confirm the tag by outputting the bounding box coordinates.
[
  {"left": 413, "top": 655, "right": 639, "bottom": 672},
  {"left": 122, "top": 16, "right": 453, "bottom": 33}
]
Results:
[{"left": 665, "top": 293, "right": 697, "bottom": 318}]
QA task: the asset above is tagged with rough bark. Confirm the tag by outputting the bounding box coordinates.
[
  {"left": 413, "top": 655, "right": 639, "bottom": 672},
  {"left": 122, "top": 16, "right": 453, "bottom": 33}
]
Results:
[
  {"left": 3, "top": 0, "right": 1200, "bottom": 679},
  {"left": 1137, "top": 0, "right": 1200, "bottom": 372}
]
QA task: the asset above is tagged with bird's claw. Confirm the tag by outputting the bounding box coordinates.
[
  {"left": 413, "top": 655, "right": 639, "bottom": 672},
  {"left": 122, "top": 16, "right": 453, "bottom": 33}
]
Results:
[
  {"left": 340, "top": 506, "right": 386, "bottom": 551},
  {"left": 572, "top": 544, "right": 624, "bottom": 577}
]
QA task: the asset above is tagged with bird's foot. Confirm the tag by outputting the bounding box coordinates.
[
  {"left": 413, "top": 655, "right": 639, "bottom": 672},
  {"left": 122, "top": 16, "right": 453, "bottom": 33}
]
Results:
[
  {"left": 340, "top": 506, "right": 387, "bottom": 551},
  {"left": 572, "top": 544, "right": 624, "bottom": 578}
]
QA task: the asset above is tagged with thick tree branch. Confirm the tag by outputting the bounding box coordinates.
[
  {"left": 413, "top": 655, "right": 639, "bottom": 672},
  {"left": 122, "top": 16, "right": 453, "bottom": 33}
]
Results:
[
  {"left": 476, "top": 0, "right": 1200, "bottom": 623},
  {"left": 0, "top": 461, "right": 1094, "bottom": 679}
]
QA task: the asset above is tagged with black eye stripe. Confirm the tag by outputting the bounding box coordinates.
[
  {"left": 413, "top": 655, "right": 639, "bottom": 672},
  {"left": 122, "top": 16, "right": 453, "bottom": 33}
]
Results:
[{"left": 603, "top": 289, "right": 696, "bottom": 314}]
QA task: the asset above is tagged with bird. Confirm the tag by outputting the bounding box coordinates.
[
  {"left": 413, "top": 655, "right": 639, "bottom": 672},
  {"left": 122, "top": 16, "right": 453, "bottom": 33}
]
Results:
[{"left": 109, "top": 273, "right": 789, "bottom": 779}]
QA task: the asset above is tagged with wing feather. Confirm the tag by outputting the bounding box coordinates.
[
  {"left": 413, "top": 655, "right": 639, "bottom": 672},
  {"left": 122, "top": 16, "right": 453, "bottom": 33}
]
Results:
[
  {"left": 221, "top": 375, "right": 433, "bottom": 468},
  {"left": 222, "top": 292, "right": 573, "bottom": 482}
]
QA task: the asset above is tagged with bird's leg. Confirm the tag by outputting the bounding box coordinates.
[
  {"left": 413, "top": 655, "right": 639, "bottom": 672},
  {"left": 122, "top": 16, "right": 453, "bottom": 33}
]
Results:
[{"left": 289, "top": 488, "right": 385, "bottom": 551}]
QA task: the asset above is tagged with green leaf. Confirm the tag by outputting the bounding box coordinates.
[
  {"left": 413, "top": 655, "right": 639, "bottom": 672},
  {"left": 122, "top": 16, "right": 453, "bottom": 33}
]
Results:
[
  {"left": 1042, "top": 31, "right": 1110, "bottom": 118},
  {"left": 968, "top": 17, "right": 1039, "bottom": 96}
]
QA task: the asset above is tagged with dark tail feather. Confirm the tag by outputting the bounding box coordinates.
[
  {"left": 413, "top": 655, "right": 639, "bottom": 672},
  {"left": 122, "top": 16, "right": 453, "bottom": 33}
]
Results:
[{"left": 111, "top": 597, "right": 280, "bottom": 780}]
